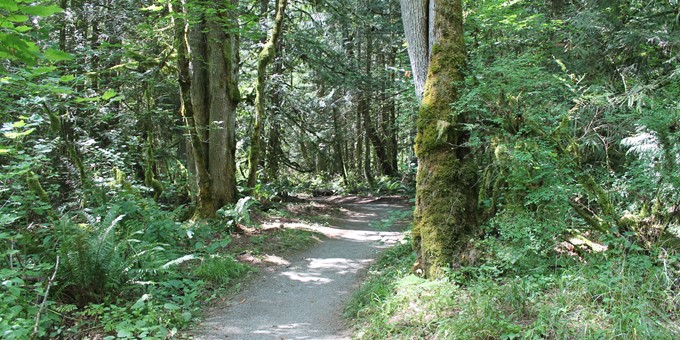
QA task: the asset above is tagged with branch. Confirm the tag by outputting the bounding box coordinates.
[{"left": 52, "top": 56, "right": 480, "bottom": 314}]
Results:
[
  {"left": 32, "top": 255, "right": 59, "bottom": 339},
  {"left": 569, "top": 199, "right": 608, "bottom": 233}
]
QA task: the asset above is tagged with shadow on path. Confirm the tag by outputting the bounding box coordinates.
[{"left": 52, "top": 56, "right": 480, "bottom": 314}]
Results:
[{"left": 193, "top": 196, "right": 411, "bottom": 340}]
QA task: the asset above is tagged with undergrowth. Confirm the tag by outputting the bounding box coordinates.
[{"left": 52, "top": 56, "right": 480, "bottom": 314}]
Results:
[{"left": 348, "top": 240, "right": 680, "bottom": 339}]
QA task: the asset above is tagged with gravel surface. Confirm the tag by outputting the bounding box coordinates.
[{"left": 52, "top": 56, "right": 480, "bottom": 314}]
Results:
[{"left": 192, "top": 197, "right": 410, "bottom": 340}]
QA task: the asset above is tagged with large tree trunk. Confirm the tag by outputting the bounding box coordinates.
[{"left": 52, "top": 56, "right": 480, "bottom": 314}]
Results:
[
  {"left": 177, "top": 0, "right": 240, "bottom": 218},
  {"left": 177, "top": 21, "right": 212, "bottom": 216},
  {"left": 403, "top": 0, "right": 479, "bottom": 277},
  {"left": 247, "top": 0, "right": 288, "bottom": 192}
]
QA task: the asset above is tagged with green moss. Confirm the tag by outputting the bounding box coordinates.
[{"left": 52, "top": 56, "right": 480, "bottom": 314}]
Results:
[
  {"left": 413, "top": 151, "right": 478, "bottom": 277},
  {"left": 411, "top": 0, "right": 482, "bottom": 277}
]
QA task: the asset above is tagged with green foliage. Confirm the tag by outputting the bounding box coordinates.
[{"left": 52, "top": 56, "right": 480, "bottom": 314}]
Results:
[
  {"left": 0, "top": 0, "right": 65, "bottom": 65},
  {"left": 268, "top": 229, "right": 320, "bottom": 253},
  {"left": 44, "top": 195, "right": 251, "bottom": 337},
  {"left": 193, "top": 255, "right": 250, "bottom": 286},
  {"left": 345, "top": 240, "right": 416, "bottom": 319},
  {"left": 374, "top": 176, "right": 411, "bottom": 196},
  {"left": 452, "top": 0, "right": 680, "bottom": 264},
  {"left": 350, "top": 242, "right": 680, "bottom": 339},
  {"left": 55, "top": 204, "right": 177, "bottom": 306},
  {"left": 0, "top": 233, "right": 57, "bottom": 338},
  {"left": 218, "top": 196, "right": 260, "bottom": 228},
  {"left": 75, "top": 278, "right": 205, "bottom": 339},
  {"left": 368, "top": 208, "right": 412, "bottom": 231}
]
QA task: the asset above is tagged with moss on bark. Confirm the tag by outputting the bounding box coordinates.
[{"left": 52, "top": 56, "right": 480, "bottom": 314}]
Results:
[{"left": 412, "top": 0, "right": 480, "bottom": 278}]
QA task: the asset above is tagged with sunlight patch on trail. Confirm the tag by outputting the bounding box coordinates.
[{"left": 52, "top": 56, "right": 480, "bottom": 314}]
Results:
[{"left": 262, "top": 221, "right": 405, "bottom": 244}]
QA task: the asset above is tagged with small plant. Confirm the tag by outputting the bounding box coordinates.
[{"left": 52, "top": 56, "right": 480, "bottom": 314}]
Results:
[
  {"left": 193, "top": 255, "right": 250, "bottom": 286},
  {"left": 375, "top": 176, "right": 408, "bottom": 195},
  {"left": 218, "top": 196, "right": 260, "bottom": 228}
]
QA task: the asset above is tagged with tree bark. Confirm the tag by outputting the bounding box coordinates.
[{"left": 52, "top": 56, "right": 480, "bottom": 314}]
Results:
[
  {"left": 362, "top": 31, "right": 397, "bottom": 178},
  {"left": 176, "top": 0, "right": 240, "bottom": 218},
  {"left": 404, "top": 0, "right": 479, "bottom": 277},
  {"left": 247, "top": 0, "right": 288, "bottom": 192},
  {"left": 332, "top": 101, "right": 349, "bottom": 186},
  {"left": 400, "top": 0, "right": 431, "bottom": 100}
]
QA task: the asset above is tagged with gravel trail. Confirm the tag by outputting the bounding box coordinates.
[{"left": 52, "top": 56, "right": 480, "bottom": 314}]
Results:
[{"left": 192, "top": 197, "right": 410, "bottom": 340}]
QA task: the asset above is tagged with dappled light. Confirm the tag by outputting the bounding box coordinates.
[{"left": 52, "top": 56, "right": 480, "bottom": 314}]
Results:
[
  {"left": 280, "top": 270, "right": 334, "bottom": 284},
  {"left": 194, "top": 200, "right": 410, "bottom": 339},
  {"left": 2, "top": 0, "right": 677, "bottom": 337}
]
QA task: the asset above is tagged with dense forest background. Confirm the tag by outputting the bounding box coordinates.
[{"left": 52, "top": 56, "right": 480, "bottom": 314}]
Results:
[{"left": 1, "top": 0, "right": 678, "bottom": 338}]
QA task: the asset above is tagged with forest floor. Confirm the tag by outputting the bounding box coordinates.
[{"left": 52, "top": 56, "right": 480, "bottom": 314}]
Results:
[{"left": 191, "top": 196, "right": 412, "bottom": 339}]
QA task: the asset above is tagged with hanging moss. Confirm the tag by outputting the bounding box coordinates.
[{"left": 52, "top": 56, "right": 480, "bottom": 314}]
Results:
[{"left": 26, "top": 171, "right": 57, "bottom": 219}]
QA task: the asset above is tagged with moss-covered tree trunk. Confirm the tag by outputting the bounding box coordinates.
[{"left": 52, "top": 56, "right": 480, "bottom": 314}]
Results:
[
  {"left": 404, "top": 0, "right": 480, "bottom": 277},
  {"left": 247, "top": 0, "right": 287, "bottom": 192}
]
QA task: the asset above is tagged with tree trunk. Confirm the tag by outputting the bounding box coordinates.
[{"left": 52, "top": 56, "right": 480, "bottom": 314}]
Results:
[
  {"left": 363, "top": 124, "right": 374, "bottom": 185},
  {"left": 332, "top": 103, "right": 349, "bottom": 186},
  {"left": 247, "top": 0, "right": 288, "bottom": 192},
  {"left": 404, "top": 0, "right": 479, "bottom": 277},
  {"left": 386, "top": 47, "right": 399, "bottom": 174},
  {"left": 355, "top": 103, "right": 363, "bottom": 177},
  {"left": 400, "top": 0, "right": 431, "bottom": 100},
  {"left": 176, "top": 0, "right": 240, "bottom": 218},
  {"left": 362, "top": 31, "right": 396, "bottom": 178}
]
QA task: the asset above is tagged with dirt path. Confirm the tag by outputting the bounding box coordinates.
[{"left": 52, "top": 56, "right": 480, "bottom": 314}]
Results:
[{"left": 192, "top": 197, "right": 411, "bottom": 340}]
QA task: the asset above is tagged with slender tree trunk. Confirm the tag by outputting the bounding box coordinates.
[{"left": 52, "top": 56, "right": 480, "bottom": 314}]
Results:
[
  {"left": 551, "top": 0, "right": 564, "bottom": 16},
  {"left": 332, "top": 94, "right": 349, "bottom": 186},
  {"left": 352, "top": 34, "right": 364, "bottom": 178},
  {"left": 400, "top": 0, "right": 431, "bottom": 100},
  {"left": 363, "top": 125, "right": 374, "bottom": 185},
  {"left": 362, "top": 28, "right": 396, "bottom": 177},
  {"left": 90, "top": 0, "right": 100, "bottom": 91},
  {"left": 247, "top": 0, "right": 288, "bottom": 192},
  {"left": 386, "top": 47, "right": 399, "bottom": 173},
  {"left": 403, "top": 0, "right": 480, "bottom": 277}
]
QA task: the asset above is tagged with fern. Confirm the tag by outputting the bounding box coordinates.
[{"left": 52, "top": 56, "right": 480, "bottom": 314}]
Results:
[
  {"left": 56, "top": 205, "right": 173, "bottom": 306},
  {"left": 218, "top": 196, "right": 259, "bottom": 226},
  {"left": 621, "top": 128, "right": 661, "bottom": 160}
]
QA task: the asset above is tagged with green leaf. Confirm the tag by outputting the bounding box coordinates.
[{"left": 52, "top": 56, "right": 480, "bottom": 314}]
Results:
[
  {"left": 13, "top": 25, "right": 32, "bottom": 33},
  {"left": 12, "top": 120, "right": 25, "bottom": 128},
  {"left": 0, "top": 0, "right": 18, "bottom": 11},
  {"left": 59, "top": 75, "right": 75, "bottom": 82},
  {"left": 74, "top": 96, "right": 101, "bottom": 103},
  {"left": 44, "top": 48, "right": 73, "bottom": 62},
  {"left": 163, "top": 303, "right": 180, "bottom": 310},
  {"left": 29, "top": 66, "right": 56, "bottom": 75},
  {"left": 6, "top": 14, "right": 29, "bottom": 22},
  {"left": 0, "top": 147, "right": 11, "bottom": 154},
  {"left": 3, "top": 128, "right": 34, "bottom": 139},
  {"left": 102, "top": 89, "right": 117, "bottom": 100},
  {"left": 116, "top": 329, "right": 132, "bottom": 338},
  {"left": 19, "top": 5, "right": 62, "bottom": 16},
  {"left": 131, "top": 294, "right": 150, "bottom": 310}
]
